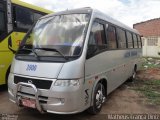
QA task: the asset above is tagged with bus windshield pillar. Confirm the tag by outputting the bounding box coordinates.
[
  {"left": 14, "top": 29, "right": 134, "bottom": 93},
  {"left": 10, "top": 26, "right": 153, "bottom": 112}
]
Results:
[{"left": 6, "top": 0, "right": 13, "bottom": 33}]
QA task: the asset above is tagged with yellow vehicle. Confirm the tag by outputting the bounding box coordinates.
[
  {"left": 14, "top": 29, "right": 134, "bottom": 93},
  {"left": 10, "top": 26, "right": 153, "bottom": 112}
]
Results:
[{"left": 0, "top": 0, "right": 52, "bottom": 86}]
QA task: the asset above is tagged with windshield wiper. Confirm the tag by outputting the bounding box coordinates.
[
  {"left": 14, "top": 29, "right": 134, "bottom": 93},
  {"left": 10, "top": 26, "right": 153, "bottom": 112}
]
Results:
[
  {"left": 34, "top": 47, "right": 68, "bottom": 60},
  {"left": 18, "top": 47, "right": 39, "bottom": 59}
]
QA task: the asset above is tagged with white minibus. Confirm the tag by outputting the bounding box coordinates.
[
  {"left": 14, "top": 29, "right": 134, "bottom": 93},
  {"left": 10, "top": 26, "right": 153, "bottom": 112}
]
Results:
[{"left": 8, "top": 7, "right": 142, "bottom": 114}]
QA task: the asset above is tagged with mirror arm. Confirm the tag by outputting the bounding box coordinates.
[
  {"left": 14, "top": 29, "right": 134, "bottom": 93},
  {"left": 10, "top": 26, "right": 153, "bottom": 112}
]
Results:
[{"left": 8, "top": 36, "right": 17, "bottom": 54}]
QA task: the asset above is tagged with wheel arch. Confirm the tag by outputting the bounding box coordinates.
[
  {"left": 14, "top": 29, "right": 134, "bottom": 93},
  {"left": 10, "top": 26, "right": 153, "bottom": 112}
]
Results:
[{"left": 90, "top": 77, "right": 108, "bottom": 106}]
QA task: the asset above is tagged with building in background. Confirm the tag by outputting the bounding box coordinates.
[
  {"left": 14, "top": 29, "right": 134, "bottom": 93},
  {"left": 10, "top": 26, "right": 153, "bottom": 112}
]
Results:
[{"left": 133, "top": 18, "right": 160, "bottom": 58}]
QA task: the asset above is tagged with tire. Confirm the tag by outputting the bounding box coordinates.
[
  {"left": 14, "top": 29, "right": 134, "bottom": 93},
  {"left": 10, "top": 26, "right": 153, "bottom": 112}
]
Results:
[
  {"left": 128, "top": 67, "right": 137, "bottom": 82},
  {"left": 87, "top": 83, "right": 106, "bottom": 115}
]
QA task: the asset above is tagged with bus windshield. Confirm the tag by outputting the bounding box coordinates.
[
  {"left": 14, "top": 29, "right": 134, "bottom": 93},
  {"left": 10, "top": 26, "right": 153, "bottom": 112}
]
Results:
[{"left": 19, "top": 13, "right": 90, "bottom": 58}]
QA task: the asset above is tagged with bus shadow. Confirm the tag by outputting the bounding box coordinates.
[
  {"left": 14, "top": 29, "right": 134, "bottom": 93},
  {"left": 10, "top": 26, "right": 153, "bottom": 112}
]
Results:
[
  {"left": 17, "top": 108, "right": 95, "bottom": 120},
  {"left": 0, "top": 85, "right": 7, "bottom": 92}
]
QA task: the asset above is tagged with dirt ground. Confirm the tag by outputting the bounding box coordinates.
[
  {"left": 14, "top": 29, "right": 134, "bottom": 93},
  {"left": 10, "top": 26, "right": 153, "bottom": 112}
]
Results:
[
  {"left": 136, "top": 68, "right": 160, "bottom": 80},
  {"left": 0, "top": 64, "right": 160, "bottom": 120},
  {"left": 102, "top": 68, "right": 160, "bottom": 114}
]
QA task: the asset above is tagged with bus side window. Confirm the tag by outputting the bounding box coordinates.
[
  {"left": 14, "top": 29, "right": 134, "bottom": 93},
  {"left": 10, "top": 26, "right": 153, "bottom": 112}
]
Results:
[
  {"left": 133, "top": 34, "right": 138, "bottom": 48},
  {"left": 34, "top": 12, "right": 44, "bottom": 22},
  {"left": 126, "top": 31, "right": 133, "bottom": 48},
  {"left": 137, "top": 35, "right": 142, "bottom": 48},
  {"left": 87, "top": 21, "right": 106, "bottom": 58},
  {"left": 116, "top": 27, "right": 127, "bottom": 49},
  {"left": 0, "top": 11, "right": 5, "bottom": 36},
  {"left": 13, "top": 6, "right": 34, "bottom": 31},
  {"left": 0, "top": 2, "right": 6, "bottom": 38},
  {"left": 106, "top": 25, "right": 117, "bottom": 49}
]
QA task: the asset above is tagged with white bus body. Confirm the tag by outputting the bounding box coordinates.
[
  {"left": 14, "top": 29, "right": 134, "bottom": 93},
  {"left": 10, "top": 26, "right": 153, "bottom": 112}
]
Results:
[{"left": 8, "top": 8, "right": 142, "bottom": 114}]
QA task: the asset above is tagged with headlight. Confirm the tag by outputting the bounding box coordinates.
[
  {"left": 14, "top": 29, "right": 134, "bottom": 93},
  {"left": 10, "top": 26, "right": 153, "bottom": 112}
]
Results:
[{"left": 54, "top": 80, "right": 79, "bottom": 87}]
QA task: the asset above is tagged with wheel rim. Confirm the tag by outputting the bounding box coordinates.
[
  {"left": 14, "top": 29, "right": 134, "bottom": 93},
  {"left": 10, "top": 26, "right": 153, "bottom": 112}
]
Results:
[
  {"left": 133, "top": 71, "right": 136, "bottom": 79},
  {"left": 95, "top": 89, "right": 104, "bottom": 109}
]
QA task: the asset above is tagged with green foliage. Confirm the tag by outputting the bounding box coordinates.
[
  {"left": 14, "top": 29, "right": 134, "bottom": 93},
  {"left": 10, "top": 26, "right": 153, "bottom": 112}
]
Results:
[
  {"left": 142, "top": 58, "right": 160, "bottom": 69},
  {"left": 132, "top": 79, "right": 160, "bottom": 105}
]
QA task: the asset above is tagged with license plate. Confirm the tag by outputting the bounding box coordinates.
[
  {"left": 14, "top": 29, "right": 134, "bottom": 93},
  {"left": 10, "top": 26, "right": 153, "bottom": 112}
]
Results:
[{"left": 21, "top": 98, "right": 36, "bottom": 108}]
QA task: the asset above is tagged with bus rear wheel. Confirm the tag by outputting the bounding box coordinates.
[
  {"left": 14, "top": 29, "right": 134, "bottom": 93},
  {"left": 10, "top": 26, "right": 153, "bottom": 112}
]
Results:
[
  {"left": 87, "top": 83, "right": 106, "bottom": 115},
  {"left": 128, "top": 66, "right": 137, "bottom": 82}
]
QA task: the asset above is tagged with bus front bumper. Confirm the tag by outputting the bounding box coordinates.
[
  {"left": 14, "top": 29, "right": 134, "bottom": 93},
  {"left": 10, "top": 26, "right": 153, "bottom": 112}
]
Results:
[{"left": 8, "top": 74, "right": 86, "bottom": 114}]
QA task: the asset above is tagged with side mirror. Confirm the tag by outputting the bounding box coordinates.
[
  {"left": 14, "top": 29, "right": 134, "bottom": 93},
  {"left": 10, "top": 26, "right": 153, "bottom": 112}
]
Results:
[
  {"left": 8, "top": 36, "right": 16, "bottom": 54},
  {"left": 86, "top": 45, "right": 98, "bottom": 59}
]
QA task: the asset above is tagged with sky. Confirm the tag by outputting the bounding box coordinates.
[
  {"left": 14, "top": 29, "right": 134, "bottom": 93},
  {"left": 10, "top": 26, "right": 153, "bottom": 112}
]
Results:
[{"left": 21, "top": 0, "right": 160, "bottom": 28}]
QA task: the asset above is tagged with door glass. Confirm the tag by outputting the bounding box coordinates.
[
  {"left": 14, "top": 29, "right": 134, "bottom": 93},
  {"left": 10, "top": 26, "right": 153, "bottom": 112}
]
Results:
[
  {"left": 88, "top": 21, "right": 106, "bottom": 52},
  {"left": 0, "top": 11, "right": 5, "bottom": 35}
]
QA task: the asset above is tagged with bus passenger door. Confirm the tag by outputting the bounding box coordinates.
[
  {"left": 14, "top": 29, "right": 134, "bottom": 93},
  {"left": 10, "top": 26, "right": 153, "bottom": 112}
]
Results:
[{"left": 85, "top": 20, "right": 108, "bottom": 103}]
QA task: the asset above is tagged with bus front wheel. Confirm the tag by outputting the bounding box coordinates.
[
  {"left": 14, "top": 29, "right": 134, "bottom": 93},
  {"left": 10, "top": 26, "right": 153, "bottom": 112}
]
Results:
[{"left": 87, "top": 83, "right": 106, "bottom": 115}]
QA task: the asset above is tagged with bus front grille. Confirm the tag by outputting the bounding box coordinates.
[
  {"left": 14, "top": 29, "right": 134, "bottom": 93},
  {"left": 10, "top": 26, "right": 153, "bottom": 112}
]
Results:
[
  {"left": 14, "top": 76, "right": 52, "bottom": 89},
  {"left": 17, "top": 91, "right": 48, "bottom": 104}
]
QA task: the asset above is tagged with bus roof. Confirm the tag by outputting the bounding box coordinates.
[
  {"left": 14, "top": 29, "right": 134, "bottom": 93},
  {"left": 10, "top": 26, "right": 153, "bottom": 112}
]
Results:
[
  {"left": 11, "top": 0, "right": 53, "bottom": 14},
  {"left": 92, "top": 9, "right": 139, "bottom": 34},
  {"left": 42, "top": 7, "right": 139, "bottom": 34},
  {"left": 41, "top": 7, "right": 92, "bottom": 19}
]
